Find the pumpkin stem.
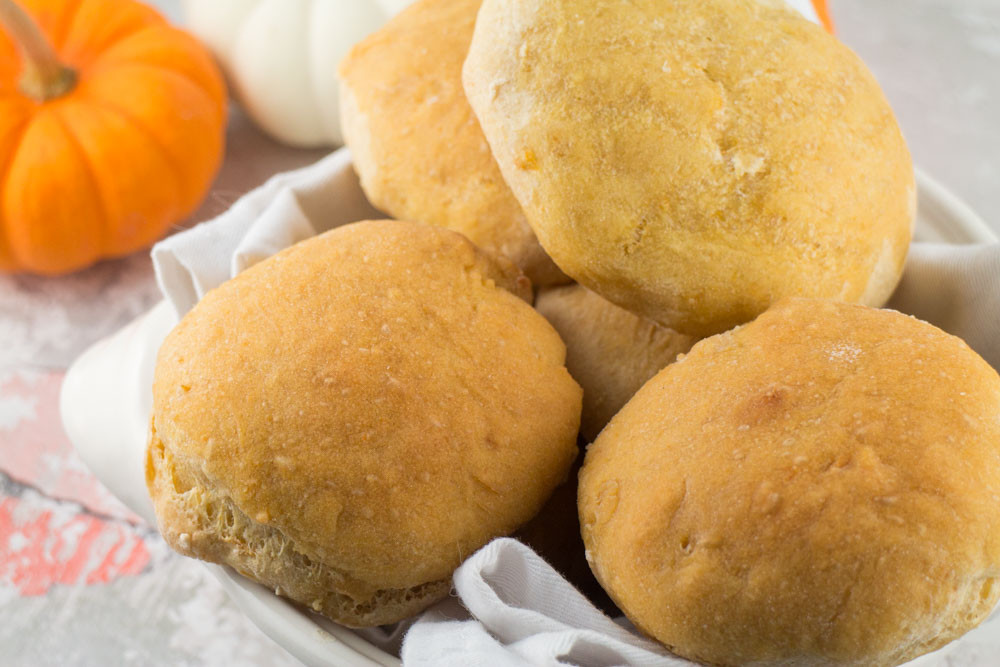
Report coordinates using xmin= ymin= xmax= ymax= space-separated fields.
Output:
xmin=0 ymin=0 xmax=76 ymax=102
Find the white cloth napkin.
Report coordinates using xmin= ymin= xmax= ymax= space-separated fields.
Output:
xmin=889 ymin=243 xmax=1000 ymax=371
xmin=152 ymin=148 xmax=381 ymax=318
xmin=151 ymin=146 xmax=1000 ymax=667
xmin=401 ymin=539 xmax=683 ymax=667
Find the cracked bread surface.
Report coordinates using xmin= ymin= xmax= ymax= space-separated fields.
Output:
xmin=463 ymin=0 xmax=914 ymax=337
xmin=147 ymin=220 xmax=582 ymax=626
xmin=579 ymin=298 xmax=1000 ymax=666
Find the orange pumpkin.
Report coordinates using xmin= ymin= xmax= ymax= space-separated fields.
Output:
xmin=812 ymin=0 xmax=835 ymax=33
xmin=0 ymin=0 xmax=226 ymax=275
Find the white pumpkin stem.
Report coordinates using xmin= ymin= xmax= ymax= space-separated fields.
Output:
xmin=0 ymin=0 xmax=76 ymax=101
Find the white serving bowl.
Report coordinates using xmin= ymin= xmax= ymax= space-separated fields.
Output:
xmin=60 ymin=160 xmax=998 ymax=667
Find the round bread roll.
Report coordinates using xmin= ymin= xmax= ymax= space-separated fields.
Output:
xmin=147 ymin=220 xmax=582 ymax=627
xmin=579 ymin=298 xmax=1000 ymax=666
xmin=338 ymin=0 xmax=566 ymax=287
xmin=464 ymin=0 xmax=915 ymax=336
xmin=535 ymin=284 xmax=696 ymax=442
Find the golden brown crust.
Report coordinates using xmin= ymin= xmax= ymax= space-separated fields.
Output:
xmin=464 ymin=0 xmax=915 ymax=336
xmin=338 ymin=0 xmax=567 ymax=287
xmin=579 ymin=298 xmax=1000 ymax=666
xmin=147 ymin=220 xmax=581 ymax=626
xmin=535 ymin=284 xmax=696 ymax=442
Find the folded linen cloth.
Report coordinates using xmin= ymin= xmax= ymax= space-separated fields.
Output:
xmin=401 ymin=539 xmax=683 ymax=667
xmin=889 ymin=243 xmax=1000 ymax=371
xmin=152 ymin=149 xmax=380 ymax=318
xmin=149 ymin=145 xmax=1000 ymax=667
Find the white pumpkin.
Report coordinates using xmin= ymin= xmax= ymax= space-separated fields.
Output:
xmin=181 ymin=0 xmax=415 ymax=147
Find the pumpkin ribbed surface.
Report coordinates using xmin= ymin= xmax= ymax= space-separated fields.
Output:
xmin=0 ymin=0 xmax=226 ymax=274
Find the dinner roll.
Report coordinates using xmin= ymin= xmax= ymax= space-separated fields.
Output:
xmin=338 ymin=0 xmax=566 ymax=286
xmin=464 ymin=0 xmax=914 ymax=336
xmin=535 ymin=284 xmax=696 ymax=442
xmin=579 ymin=298 xmax=1000 ymax=666
xmin=147 ymin=220 xmax=582 ymax=627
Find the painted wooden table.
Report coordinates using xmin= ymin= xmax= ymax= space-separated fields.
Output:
xmin=1 ymin=1 xmax=998 ymax=665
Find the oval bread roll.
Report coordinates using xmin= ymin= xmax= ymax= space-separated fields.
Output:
xmin=580 ymin=298 xmax=1000 ymax=666
xmin=338 ymin=0 xmax=567 ymax=286
xmin=464 ymin=0 xmax=915 ymax=336
xmin=147 ymin=220 xmax=582 ymax=627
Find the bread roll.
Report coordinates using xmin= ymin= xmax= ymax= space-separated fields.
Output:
xmin=535 ymin=284 xmax=695 ymax=442
xmin=464 ymin=0 xmax=914 ymax=336
xmin=338 ymin=0 xmax=566 ymax=286
xmin=579 ymin=298 xmax=1000 ymax=666
xmin=147 ymin=220 xmax=582 ymax=627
